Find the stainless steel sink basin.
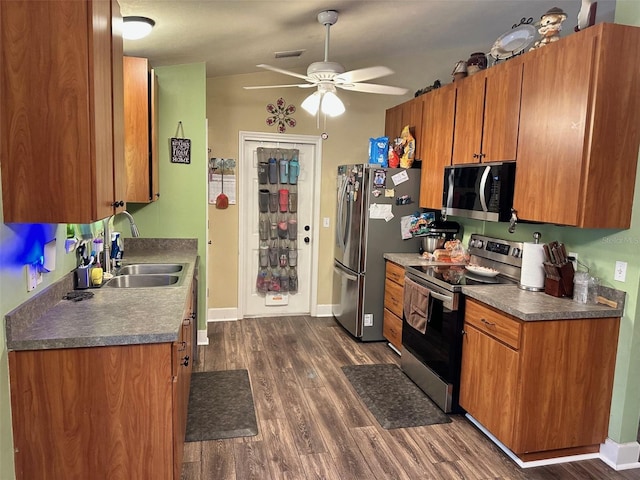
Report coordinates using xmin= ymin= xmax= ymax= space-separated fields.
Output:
xmin=105 ymin=274 xmax=182 ymax=288
xmin=118 ymin=263 xmax=184 ymax=275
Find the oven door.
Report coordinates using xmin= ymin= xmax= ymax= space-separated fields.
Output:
xmin=401 ymin=270 xmax=464 ymax=413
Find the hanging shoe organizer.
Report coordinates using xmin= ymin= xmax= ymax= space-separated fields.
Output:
xmin=256 ymin=147 xmax=300 ymax=297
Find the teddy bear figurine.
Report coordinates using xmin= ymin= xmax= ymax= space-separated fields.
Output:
xmin=530 ymin=7 xmax=567 ymax=50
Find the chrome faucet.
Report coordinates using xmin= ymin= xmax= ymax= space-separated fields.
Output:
xmin=103 ymin=210 xmax=140 ymax=275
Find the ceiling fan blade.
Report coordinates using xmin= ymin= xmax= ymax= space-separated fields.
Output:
xmin=339 ymin=83 xmax=408 ymax=95
xmin=334 ymin=66 xmax=394 ymax=84
xmin=257 ymin=64 xmax=311 ymax=81
xmin=243 ymin=83 xmax=314 ymax=90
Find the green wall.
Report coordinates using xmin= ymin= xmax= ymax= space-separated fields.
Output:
xmin=124 ymin=62 xmax=208 ymax=330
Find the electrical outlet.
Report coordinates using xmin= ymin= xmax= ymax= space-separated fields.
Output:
xmin=364 ymin=314 xmax=373 ymax=327
xmin=25 ymin=264 xmax=38 ymax=291
xmin=323 ymin=217 xmax=330 ymax=228
xmin=614 ymin=261 xmax=627 ymax=282
xmin=568 ymin=252 xmax=578 ymax=271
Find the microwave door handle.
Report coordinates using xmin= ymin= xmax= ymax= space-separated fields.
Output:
xmin=445 ymin=169 xmax=454 ymax=209
xmin=479 ymin=166 xmax=490 ymax=212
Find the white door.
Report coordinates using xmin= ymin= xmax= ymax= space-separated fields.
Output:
xmin=239 ymin=132 xmax=321 ymax=317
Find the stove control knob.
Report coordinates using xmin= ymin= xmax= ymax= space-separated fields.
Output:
xmin=475 ymin=239 xmax=484 ymax=249
xmin=512 ymin=247 xmax=521 ymax=258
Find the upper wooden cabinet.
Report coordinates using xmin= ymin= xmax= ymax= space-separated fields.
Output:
xmin=452 ymin=57 xmax=523 ymax=165
xmin=514 ymin=23 xmax=640 ymax=228
xmin=0 ymin=0 xmax=126 ymax=224
xmin=124 ymin=56 xmax=160 ymax=203
xmin=384 ymin=95 xmax=423 ymax=159
xmin=419 ymin=83 xmax=456 ymax=209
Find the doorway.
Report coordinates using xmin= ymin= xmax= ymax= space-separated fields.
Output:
xmin=238 ymin=131 xmax=322 ymax=318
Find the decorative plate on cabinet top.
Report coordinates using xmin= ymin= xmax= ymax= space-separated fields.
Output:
xmin=490 ymin=24 xmax=537 ymax=60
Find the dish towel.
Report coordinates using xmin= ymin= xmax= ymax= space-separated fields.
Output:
xmin=403 ymin=277 xmax=432 ymax=334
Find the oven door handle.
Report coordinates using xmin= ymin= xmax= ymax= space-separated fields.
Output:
xmin=429 ymin=290 xmax=454 ymax=303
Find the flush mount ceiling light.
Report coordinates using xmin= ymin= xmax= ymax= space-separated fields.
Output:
xmin=122 ymin=16 xmax=155 ymax=40
xmin=301 ymin=83 xmax=345 ymax=117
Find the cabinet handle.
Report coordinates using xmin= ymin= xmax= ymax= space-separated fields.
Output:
xmin=178 ymin=340 xmax=187 ymax=351
xmin=481 ymin=318 xmax=496 ymax=327
xmin=473 ymin=153 xmax=480 ymax=159
xmin=182 ymin=355 xmax=190 ymax=367
xmin=111 ymin=200 xmax=125 ymax=208
xmin=183 ymin=318 xmax=191 ymax=326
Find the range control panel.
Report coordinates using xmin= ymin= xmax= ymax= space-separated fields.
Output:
xmin=468 ymin=234 xmax=523 ymax=268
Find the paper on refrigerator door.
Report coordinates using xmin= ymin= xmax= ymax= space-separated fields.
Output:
xmin=369 ymin=203 xmax=394 ymax=221
xmin=391 ymin=170 xmax=409 ymax=186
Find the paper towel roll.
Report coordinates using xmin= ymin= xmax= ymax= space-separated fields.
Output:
xmin=519 ymin=242 xmax=546 ymax=291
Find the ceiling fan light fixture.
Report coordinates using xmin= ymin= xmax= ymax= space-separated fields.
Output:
xmin=321 ymin=91 xmax=345 ymax=117
xmin=301 ymin=91 xmax=322 ymax=116
xmin=123 ymin=16 xmax=155 ymax=40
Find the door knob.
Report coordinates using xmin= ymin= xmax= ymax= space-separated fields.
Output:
xmin=304 ymin=225 xmax=310 ymax=231
xmin=304 ymin=237 xmax=310 ymax=244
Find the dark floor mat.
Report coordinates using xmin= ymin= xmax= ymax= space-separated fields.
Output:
xmin=341 ymin=363 xmax=451 ymax=429
xmin=185 ymin=370 xmax=258 ymax=441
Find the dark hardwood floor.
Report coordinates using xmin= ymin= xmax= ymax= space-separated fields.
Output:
xmin=181 ymin=316 xmax=639 ymax=480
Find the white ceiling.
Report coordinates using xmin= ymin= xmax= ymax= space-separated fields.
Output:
xmin=119 ymin=0 xmax=616 ymax=94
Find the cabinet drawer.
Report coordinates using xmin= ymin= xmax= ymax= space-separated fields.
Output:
xmin=386 ymin=261 xmax=405 ymax=286
xmin=464 ymin=299 xmax=521 ymax=349
xmin=383 ymin=309 xmax=403 ymax=351
xmin=384 ymin=278 xmax=404 ymax=318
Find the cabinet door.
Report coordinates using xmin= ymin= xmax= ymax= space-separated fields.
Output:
xmin=384 ymin=104 xmax=403 ymax=140
xmin=482 ymin=58 xmax=522 ymax=162
xmin=459 ymin=324 xmax=520 ymax=450
xmin=451 ymin=73 xmax=485 ymax=164
xmin=406 ymin=96 xmax=423 ymax=160
xmin=124 ymin=56 xmax=156 ymax=203
xmin=419 ymin=84 xmax=455 ymax=208
xmin=0 ymin=0 xmax=124 ymax=223
xmin=173 ymin=316 xmax=192 ymax=480
xmin=513 ymin=33 xmax=595 ymax=226
xmin=9 ymin=344 xmax=174 ymax=479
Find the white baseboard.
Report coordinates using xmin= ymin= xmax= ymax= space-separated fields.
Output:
xmin=197 ymin=329 xmax=209 ymax=345
xmin=207 ymin=305 xmax=335 ymax=321
xmin=207 ymin=307 xmax=239 ymax=322
xmin=600 ymin=438 xmax=640 ymax=470
xmin=314 ymin=303 xmax=334 ymax=317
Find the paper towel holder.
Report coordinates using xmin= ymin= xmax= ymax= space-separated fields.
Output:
xmin=518 ymin=231 xmax=546 ymax=292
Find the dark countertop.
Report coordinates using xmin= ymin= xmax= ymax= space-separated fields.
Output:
xmin=384 ymin=252 xmax=625 ymax=322
xmin=5 ymin=238 xmax=198 ymax=351
xmin=462 ymin=284 xmax=625 ymax=321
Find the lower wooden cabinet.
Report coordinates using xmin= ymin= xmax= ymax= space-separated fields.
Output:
xmin=383 ymin=261 xmax=405 ymax=351
xmin=8 ymin=292 xmax=194 ymax=480
xmin=460 ymin=298 xmax=619 ymax=461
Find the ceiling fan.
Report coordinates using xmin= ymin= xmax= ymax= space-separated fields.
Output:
xmin=243 ymin=10 xmax=408 ymax=117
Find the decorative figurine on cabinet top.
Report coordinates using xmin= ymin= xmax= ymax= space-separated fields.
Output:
xmin=530 ymin=7 xmax=567 ymax=50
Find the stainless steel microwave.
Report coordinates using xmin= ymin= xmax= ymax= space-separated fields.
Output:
xmin=442 ymin=162 xmax=516 ymax=222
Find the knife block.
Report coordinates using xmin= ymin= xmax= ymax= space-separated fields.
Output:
xmin=544 ymin=263 xmax=574 ymax=298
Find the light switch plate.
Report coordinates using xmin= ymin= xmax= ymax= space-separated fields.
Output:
xmin=25 ymin=264 xmax=37 ymax=291
xmin=614 ymin=261 xmax=627 ymax=282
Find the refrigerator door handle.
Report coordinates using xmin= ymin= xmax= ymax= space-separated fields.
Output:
xmin=333 ymin=265 xmax=358 ymax=281
xmin=336 ymin=175 xmax=349 ymax=251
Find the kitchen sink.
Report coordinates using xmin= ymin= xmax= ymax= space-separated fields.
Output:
xmin=118 ymin=263 xmax=185 ymax=275
xmin=105 ymin=274 xmax=182 ymax=288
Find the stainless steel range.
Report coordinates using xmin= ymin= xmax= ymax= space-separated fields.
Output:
xmin=402 ymin=234 xmax=523 ymax=413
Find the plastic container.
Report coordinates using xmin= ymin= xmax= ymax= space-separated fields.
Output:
xmin=573 ymin=271 xmax=589 ymax=304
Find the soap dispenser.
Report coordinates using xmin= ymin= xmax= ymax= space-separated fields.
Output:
xmin=110 ymin=232 xmax=122 ymax=268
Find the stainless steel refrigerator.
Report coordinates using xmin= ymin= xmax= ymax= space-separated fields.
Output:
xmin=332 ymin=164 xmax=422 ymax=341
